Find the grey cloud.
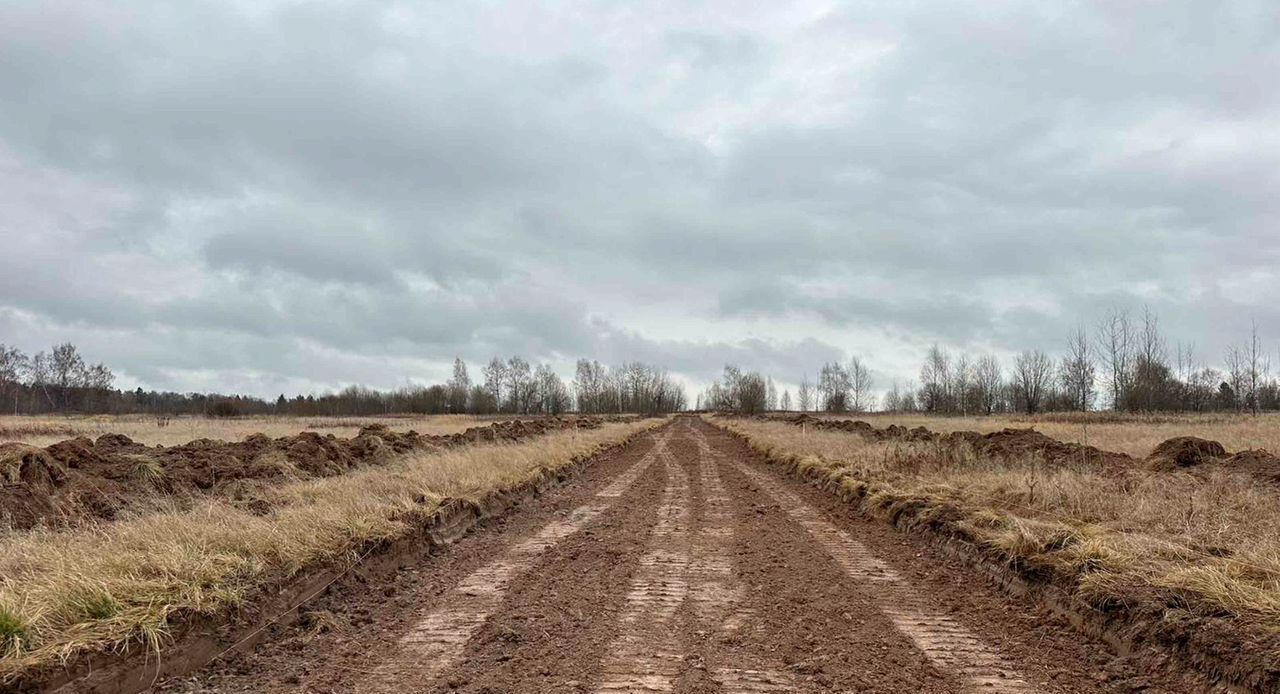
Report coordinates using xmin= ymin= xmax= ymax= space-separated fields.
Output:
xmin=1 ymin=1 xmax=1279 ymax=397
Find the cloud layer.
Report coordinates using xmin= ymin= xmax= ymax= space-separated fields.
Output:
xmin=2 ymin=1 xmax=1278 ymax=397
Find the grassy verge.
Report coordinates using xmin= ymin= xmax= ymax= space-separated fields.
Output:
xmin=0 ymin=419 xmax=661 ymax=679
xmin=713 ymin=417 xmax=1280 ymax=688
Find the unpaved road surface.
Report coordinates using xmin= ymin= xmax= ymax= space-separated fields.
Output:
xmin=160 ymin=418 xmax=1211 ymax=693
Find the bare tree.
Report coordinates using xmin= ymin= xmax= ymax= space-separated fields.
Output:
xmin=50 ymin=342 xmax=86 ymax=390
xmin=736 ymin=372 xmax=768 ymax=414
xmin=848 ymin=356 xmax=873 ymax=413
xmin=1246 ymin=319 xmax=1270 ymax=416
xmin=1128 ymin=306 xmax=1172 ymax=411
xmin=0 ymin=344 xmax=28 ymax=415
xmin=919 ymin=344 xmax=950 ymax=413
xmin=818 ymin=361 xmax=851 ymax=412
xmin=706 ymin=365 xmax=766 ymax=414
xmin=1186 ymin=365 xmax=1218 ymax=412
xmin=1012 ymin=350 xmax=1053 ymax=414
xmin=797 ymin=374 xmax=813 ymax=412
xmin=1174 ymin=342 xmax=1196 ymax=410
xmin=1059 ymin=324 xmax=1095 ymax=411
xmin=532 ymin=363 xmax=571 ymax=414
xmin=573 ymin=359 xmax=608 ymax=413
xmin=447 ymin=357 xmax=470 ymax=413
xmin=973 ymin=354 xmax=1002 ymax=415
xmin=953 ymin=354 xmax=972 ymax=415
xmin=483 ymin=358 xmax=506 ymax=411
xmin=1095 ymin=307 xmax=1133 ymax=410
xmin=882 ymin=381 xmax=901 ymax=412
xmin=779 ymin=390 xmax=792 ymax=412
xmin=1224 ymin=344 xmax=1247 ymax=412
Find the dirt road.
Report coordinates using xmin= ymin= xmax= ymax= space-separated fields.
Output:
xmin=160 ymin=417 xmax=1211 ymax=693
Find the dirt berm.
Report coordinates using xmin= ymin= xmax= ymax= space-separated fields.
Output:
xmin=777 ymin=414 xmax=1280 ymax=485
xmin=0 ymin=416 xmax=616 ymax=530
xmin=779 ymin=413 xmax=1135 ymax=468
xmin=3 ymin=422 xmax=658 ymax=694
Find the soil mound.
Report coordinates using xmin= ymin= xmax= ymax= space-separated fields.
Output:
xmin=1145 ymin=437 xmax=1227 ymax=470
xmin=771 ymin=414 xmax=1133 ymax=468
xmin=1222 ymin=449 xmax=1280 ymax=484
xmin=774 ymin=415 xmax=1280 ymax=481
xmin=964 ymin=428 xmax=1124 ymax=467
xmin=0 ymin=416 xmax=607 ymax=531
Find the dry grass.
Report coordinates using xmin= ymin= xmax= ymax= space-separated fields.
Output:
xmin=825 ymin=411 xmax=1280 ymax=459
xmin=717 ymin=418 xmax=1280 ymax=625
xmin=0 ymin=414 xmax=493 ymax=448
xmin=0 ymin=418 xmax=662 ymax=678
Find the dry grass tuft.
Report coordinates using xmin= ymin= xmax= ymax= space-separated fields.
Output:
xmin=0 ymin=604 xmax=31 ymax=659
xmin=0 ymin=419 xmax=661 ymax=678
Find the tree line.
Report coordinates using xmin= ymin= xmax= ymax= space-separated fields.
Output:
xmin=0 ymin=343 xmax=685 ymax=416
xmin=8 ymin=305 xmax=1278 ymax=419
xmin=697 ymin=306 xmax=1280 ymax=417
xmin=0 ymin=343 xmax=116 ymax=415
xmin=876 ymin=306 xmax=1278 ymax=416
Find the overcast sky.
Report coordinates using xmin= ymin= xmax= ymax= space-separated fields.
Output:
xmin=2 ymin=1 xmax=1278 ymax=400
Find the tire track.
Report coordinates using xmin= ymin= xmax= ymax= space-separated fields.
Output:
xmin=728 ymin=455 xmax=1031 ymax=693
xmin=592 ymin=418 xmax=791 ymax=694
xmin=592 ymin=438 xmax=691 ymax=693
xmin=358 ymin=429 xmax=673 ymax=692
xmin=689 ymin=426 xmax=798 ymax=692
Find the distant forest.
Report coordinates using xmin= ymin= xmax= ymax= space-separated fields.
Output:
xmin=0 ymin=344 xmax=686 ymax=416
xmin=3 ymin=306 xmax=1277 ymax=418
xmin=700 ymin=306 xmax=1280 ymax=416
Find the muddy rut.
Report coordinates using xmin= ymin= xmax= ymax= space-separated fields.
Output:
xmin=158 ymin=418 xmax=1213 ymax=693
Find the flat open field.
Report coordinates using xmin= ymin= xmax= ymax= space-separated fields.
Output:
xmin=828 ymin=411 xmax=1280 ymax=459
xmin=5 ymin=415 xmax=1267 ymax=692
xmin=0 ymin=414 xmax=494 ymax=448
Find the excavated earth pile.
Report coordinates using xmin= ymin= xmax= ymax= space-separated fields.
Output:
xmin=0 ymin=416 xmax=611 ymax=530
xmin=775 ymin=413 xmax=1280 ymax=488
xmin=1143 ymin=436 xmax=1227 ymax=470
xmin=780 ymin=413 xmax=1134 ymax=468
xmin=1221 ymin=449 xmax=1280 ymax=483
xmin=1143 ymin=435 xmax=1280 ymax=481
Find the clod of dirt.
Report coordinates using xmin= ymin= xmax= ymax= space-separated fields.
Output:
xmin=1 ymin=443 xmax=69 ymax=529
xmin=1145 ymin=437 xmax=1227 ymax=470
